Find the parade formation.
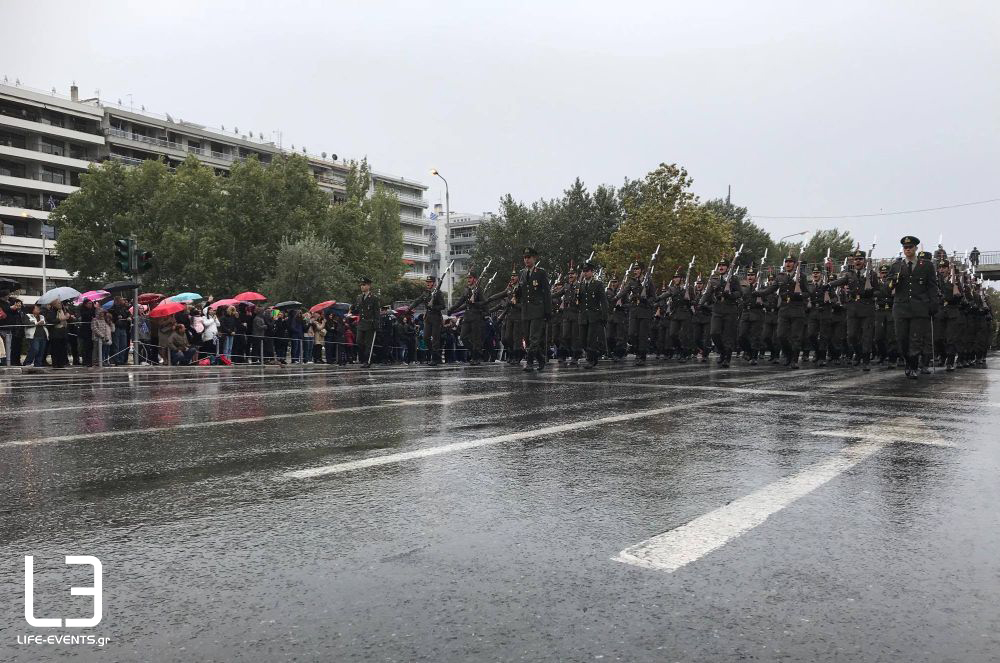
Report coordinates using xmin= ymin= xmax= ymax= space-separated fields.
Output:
xmin=423 ymin=236 xmax=993 ymax=378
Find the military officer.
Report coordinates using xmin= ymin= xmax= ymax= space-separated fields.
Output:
xmin=872 ymin=265 xmax=896 ymax=367
xmin=804 ymin=265 xmax=833 ymax=366
xmin=410 ymin=275 xmax=447 ymax=366
xmin=576 ymin=262 xmax=610 ymax=368
xmin=934 ymin=258 xmax=965 ymax=371
xmin=758 ymin=255 xmax=809 ymax=368
xmin=737 ymin=267 xmax=766 ymax=364
xmin=617 ymin=262 xmax=657 ymax=365
xmin=606 ymin=277 xmax=627 ymax=360
xmin=350 ymin=276 xmax=380 ymax=368
xmin=500 ymin=271 xmax=523 ymax=366
xmin=885 ymin=235 xmax=940 ymax=378
xmin=449 ymin=269 xmax=501 ymax=366
xmin=700 ymin=258 xmax=741 ymax=368
xmin=515 ymin=247 xmax=552 ymax=371
xmin=663 ymin=269 xmax=695 ymax=361
xmin=558 ymin=271 xmax=582 ymax=366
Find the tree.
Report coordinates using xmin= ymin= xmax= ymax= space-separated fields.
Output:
xmin=774 ymin=228 xmax=856 ymax=267
xmin=596 ymin=163 xmax=732 ymax=286
xmin=701 ymin=198 xmax=772 ymax=269
xmin=261 ymin=234 xmax=351 ymax=305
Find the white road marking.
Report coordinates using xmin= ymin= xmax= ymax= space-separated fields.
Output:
xmin=614 ymin=417 xmax=952 ymax=573
xmin=0 ymin=392 xmax=507 ymax=448
xmin=283 ymin=400 xmax=711 ymax=479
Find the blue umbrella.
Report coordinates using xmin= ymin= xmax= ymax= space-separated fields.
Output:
xmin=168 ymin=292 xmax=202 ymax=302
xmin=101 ymin=300 xmax=114 ymax=310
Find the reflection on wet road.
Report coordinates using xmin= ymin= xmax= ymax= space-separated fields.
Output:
xmin=2 ymin=358 xmax=999 ymax=661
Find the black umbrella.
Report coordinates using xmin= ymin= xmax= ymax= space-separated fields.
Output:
xmin=102 ymin=280 xmax=140 ymax=293
xmin=0 ymin=277 xmax=21 ymax=291
xmin=274 ymin=300 xmax=303 ymax=310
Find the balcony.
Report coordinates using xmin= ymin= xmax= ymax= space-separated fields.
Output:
xmin=403 ymin=231 xmax=430 ymax=244
xmin=0 ymin=144 xmax=94 ymax=171
xmin=0 ymin=173 xmax=77 ymax=196
xmin=0 ymin=204 xmax=50 ymax=220
xmin=0 ymin=113 xmax=105 ymax=145
xmin=403 ymin=252 xmax=431 ymax=263
xmin=392 ymin=192 xmax=428 ymax=207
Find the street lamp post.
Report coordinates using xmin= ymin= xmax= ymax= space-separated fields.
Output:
xmin=430 ymin=168 xmax=449 ymax=288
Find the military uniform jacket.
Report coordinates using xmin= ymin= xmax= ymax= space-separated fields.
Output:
xmin=700 ymin=274 xmax=741 ymax=313
xmin=759 ymin=270 xmax=809 ymax=316
xmin=829 ymin=269 xmax=877 ymax=312
xmin=938 ymin=275 xmax=964 ymax=311
xmin=619 ymin=276 xmax=656 ymax=319
xmin=886 ymin=257 xmax=940 ymax=317
xmin=576 ymin=278 xmax=609 ymax=323
xmin=663 ymin=284 xmax=694 ymax=320
xmin=410 ymin=289 xmax=447 ymax=317
xmin=805 ymin=282 xmax=832 ymax=312
xmin=607 ymin=287 xmax=627 ymax=322
xmin=351 ymin=292 xmax=380 ymax=331
xmin=516 ymin=266 xmax=552 ymax=321
xmin=739 ymin=284 xmax=766 ymax=321
xmin=561 ymin=281 xmax=581 ymax=315
xmin=450 ymin=284 xmax=489 ymax=321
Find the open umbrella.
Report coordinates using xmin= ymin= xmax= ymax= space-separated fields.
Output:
xmin=168 ymin=292 xmax=203 ymax=302
xmin=309 ymin=300 xmax=336 ymax=313
xmin=0 ymin=277 xmax=21 ymax=291
xmin=101 ymin=300 xmax=114 ymax=310
xmin=325 ymin=302 xmax=353 ymax=317
xmin=74 ymin=289 xmax=110 ymax=305
xmin=234 ymin=291 xmax=266 ymax=302
xmin=208 ymin=298 xmax=239 ymax=310
xmin=102 ymin=280 xmax=139 ymax=293
xmin=138 ymin=293 xmax=164 ymax=305
xmin=274 ymin=300 xmax=303 ymax=310
xmin=37 ymin=286 xmax=82 ymax=306
xmin=149 ymin=300 xmax=185 ymax=318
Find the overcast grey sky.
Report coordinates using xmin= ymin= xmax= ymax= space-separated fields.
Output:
xmin=7 ymin=0 xmax=998 ymax=255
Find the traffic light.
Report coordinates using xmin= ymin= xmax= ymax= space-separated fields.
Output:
xmin=137 ymin=250 xmax=154 ymax=273
xmin=114 ymin=238 xmax=133 ymax=273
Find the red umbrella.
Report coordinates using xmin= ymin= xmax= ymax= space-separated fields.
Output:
xmin=309 ymin=299 xmax=336 ymax=313
xmin=209 ymin=298 xmax=239 ymax=310
xmin=234 ymin=291 xmax=266 ymax=302
xmin=149 ymin=300 xmax=185 ymax=318
xmin=138 ymin=293 xmax=164 ymax=305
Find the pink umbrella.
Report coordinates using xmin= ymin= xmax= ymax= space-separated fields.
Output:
xmin=75 ymin=289 xmax=110 ymax=305
xmin=309 ymin=299 xmax=336 ymax=313
xmin=208 ymin=298 xmax=239 ymax=310
xmin=234 ymin=291 xmax=266 ymax=302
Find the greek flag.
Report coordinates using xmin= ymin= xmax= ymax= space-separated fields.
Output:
xmin=429 ymin=212 xmax=438 ymax=220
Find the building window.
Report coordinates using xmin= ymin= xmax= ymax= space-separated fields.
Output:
xmin=0 ymin=130 xmax=26 ymax=149
xmin=41 ymin=223 xmax=56 ymax=240
xmin=69 ymin=144 xmax=91 ymax=160
xmin=39 ymin=111 xmax=64 ymax=128
xmin=0 ymin=189 xmax=27 ymax=208
xmin=41 ymin=166 xmax=66 ymax=185
xmin=0 ymin=159 xmax=26 ymax=178
xmin=40 ymin=137 xmax=65 ymax=156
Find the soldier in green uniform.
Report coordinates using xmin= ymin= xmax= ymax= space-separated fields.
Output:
xmin=514 ymin=247 xmax=552 ymax=372
xmin=934 ymin=258 xmax=965 ymax=371
xmin=829 ymin=249 xmax=878 ymax=370
xmin=663 ymin=269 xmax=694 ymax=361
xmin=700 ymin=258 xmax=741 ymax=368
xmin=606 ymin=278 xmax=627 ymax=361
xmin=499 ymin=271 xmax=523 ymax=366
xmin=873 ymin=265 xmax=896 ymax=367
xmin=805 ymin=265 xmax=833 ymax=366
xmin=410 ymin=275 xmax=447 ymax=366
xmin=737 ymin=267 xmax=765 ymax=364
xmin=885 ymin=236 xmax=940 ymax=378
xmin=350 ymin=276 xmax=380 ymax=368
xmin=576 ymin=262 xmax=609 ymax=368
xmin=449 ymin=269 xmax=501 ymax=366
xmin=558 ymin=271 xmax=582 ymax=366
xmin=691 ymin=277 xmax=712 ymax=362
xmin=618 ymin=262 xmax=657 ymax=366
xmin=759 ymin=269 xmax=780 ymax=363
xmin=759 ymin=255 xmax=809 ymax=368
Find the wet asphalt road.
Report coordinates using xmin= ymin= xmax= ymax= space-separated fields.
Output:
xmin=1 ymin=356 xmax=999 ymax=662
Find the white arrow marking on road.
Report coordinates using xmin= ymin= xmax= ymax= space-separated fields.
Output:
xmin=614 ymin=417 xmax=951 ymax=573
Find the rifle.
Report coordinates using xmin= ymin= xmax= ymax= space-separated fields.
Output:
xmin=756 ymin=247 xmax=768 ymax=292
xmin=431 ymin=260 xmax=455 ymax=298
xmin=823 ymin=247 xmax=831 ymax=285
xmin=864 ymin=235 xmax=877 ymax=279
xmin=641 ymin=244 xmax=662 ymax=291
xmin=483 ymin=270 xmax=499 ymax=292
xmin=682 ymin=255 xmax=697 ymax=290
xmin=615 ymin=261 xmax=635 ymax=299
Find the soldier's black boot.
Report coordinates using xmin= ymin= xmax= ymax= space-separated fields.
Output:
xmin=535 ymin=354 xmax=547 ymax=372
xmin=862 ymin=356 xmax=870 ymax=372
xmin=946 ymin=356 xmax=955 ymax=371
xmin=523 ymin=353 xmax=535 ymax=372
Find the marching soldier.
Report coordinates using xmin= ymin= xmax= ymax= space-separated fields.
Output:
xmin=829 ymin=249 xmax=878 ymax=370
xmin=410 ymin=275 xmax=447 ymax=366
xmin=885 ymin=235 xmax=940 ymax=378
xmin=737 ymin=267 xmax=765 ymax=364
xmin=606 ymin=278 xmax=627 ymax=361
xmin=873 ymin=265 xmax=896 ymax=367
xmin=934 ymin=258 xmax=965 ymax=371
xmin=514 ymin=247 xmax=552 ymax=372
xmin=804 ymin=265 xmax=833 ymax=366
xmin=500 ymin=271 xmax=523 ymax=366
xmin=759 ymin=255 xmax=809 ymax=368
xmin=663 ymin=269 xmax=694 ymax=361
xmin=691 ymin=277 xmax=712 ymax=361
xmin=350 ymin=276 xmax=380 ymax=368
xmin=577 ymin=262 xmax=609 ymax=368
xmin=449 ymin=269 xmax=502 ymax=366
xmin=760 ymin=269 xmax=780 ymax=363
xmin=618 ymin=262 xmax=656 ymax=365
xmin=559 ymin=271 xmax=582 ymax=366
xmin=700 ymin=258 xmax=741 ymax=368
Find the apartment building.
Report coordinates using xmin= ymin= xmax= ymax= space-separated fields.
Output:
xmin=0 ymin=81 xmax=431 ymax=302
xmin=434 ymin=204 xmax=493 ymax=295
